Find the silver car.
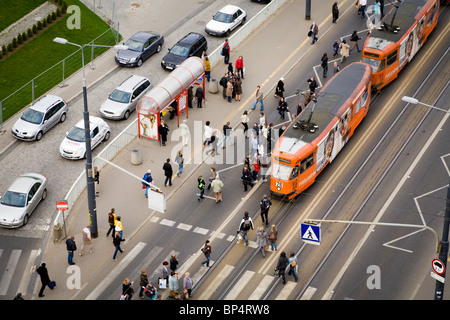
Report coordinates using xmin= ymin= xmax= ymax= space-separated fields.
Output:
xmin=100 ymin=75 xmax=152 ymax=120
xmin=12 ymin=95 xmax=68 ymax=141
xmin=0 ymin=173 xmax=48 ymax=228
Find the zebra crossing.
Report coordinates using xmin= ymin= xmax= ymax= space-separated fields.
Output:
xmin=0 ymin=248 xmax=40 ymax=299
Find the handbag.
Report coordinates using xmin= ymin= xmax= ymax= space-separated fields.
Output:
xmin=274 ymin=268 xmax=279 ymax=277
xmin=158 ymin=278 xmax=167 ymax=289
xmin=48 ymin=280 xmax=56 ymax=289
xmin=307 ymin=31 xmax=312 ymax=37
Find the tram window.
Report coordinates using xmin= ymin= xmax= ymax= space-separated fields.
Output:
xmin=300 ymin=153 xmax=314 ymax=173
xmin=386 ymin=51 xmax=397 ymax=67
xmin=377 ymin=58 xmax=385 ymax=72
xmin=290 ymin=166 xmax=300 ymax=180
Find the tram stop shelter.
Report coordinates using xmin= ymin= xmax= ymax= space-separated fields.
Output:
xmin=137 ymin=56 xmax=206 ymax=140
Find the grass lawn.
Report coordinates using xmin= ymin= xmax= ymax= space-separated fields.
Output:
xmin=0 ymin=0 xmax=120 ymax=122
xmin=0 ymin=0 xmax=47 ymax=32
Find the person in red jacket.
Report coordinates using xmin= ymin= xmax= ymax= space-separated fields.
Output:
xmin=235 ymin=55 xmax=244 ymax=79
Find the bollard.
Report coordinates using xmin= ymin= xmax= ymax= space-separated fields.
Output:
xmin=208 ymin=79 xmax=219 ymax=94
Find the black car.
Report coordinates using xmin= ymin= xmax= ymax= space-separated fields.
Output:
xmin=161 ymin=32 xmax=207 ymax=70
xmin=251 ymin=0 xmax=272 ymax=3
xmin=115 ymin=31 xmax=164 ymax=67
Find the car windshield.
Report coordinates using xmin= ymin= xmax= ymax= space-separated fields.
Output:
xmin=124 ymin=38 xmax=144 ymax=52
xmin=272 ymin=162 xmax=292 ymax=181
xmin=21 ymin=108 xmax=44 ymax=124
xmin=1 ymin=191 xmax=26 ymax=207
xmin=67 ymin=126 xmax=85 ymax=142
xmin=213 ymin=12 xmax=233 ymax=23
xmin=109 ymin=89 xmax=131 ymax=103
xmin=170 ymin=45 xmax=189 ymax=57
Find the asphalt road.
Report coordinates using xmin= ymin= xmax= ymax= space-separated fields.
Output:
xmin=0 ymin=0 xmax=267 ymax=240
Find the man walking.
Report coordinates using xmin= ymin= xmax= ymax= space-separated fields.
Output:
xmin=201 ymin=240 xmax=212 ymax=268
xmin=210 ymin=177 xmax=224 ymax=203
xmin=80 ymin=225 xmax=94 ymax=256
xmin=310 ymin=22 xmax=319 ymax=44
xmin=251 ymin=86 xmax=264 ymax=111
xmin=222 ymin=121 xmax=234 ymax=149
xmin=36 ymin=263 xmax=51 ymax=297
xmin=222 ymin=39 xmax=231 ymax=64
xmin=238 ymin=211 xmax=254 ymax=246
xmin=163 ymin=158 xmax=173 ymax=187
xmin=260 ymin=194 xmax=272 ymax=226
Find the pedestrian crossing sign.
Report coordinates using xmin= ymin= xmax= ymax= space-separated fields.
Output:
xmin=301 ymin=222 xmax=321 ymax=245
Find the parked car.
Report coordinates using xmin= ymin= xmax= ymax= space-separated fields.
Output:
xmin=60 ymin=116 xmax=110 ymax=160
xmin=0 ymin=173 xmax=48 ymax=228
xmin=161 ymin=32 xmax=207 ymax=70
xmin=115 ymin=31 xmax=164 ymax=67
xmin=205 ymin=5 xmax=247 ymax=37
xmin=100 ymin=75 xmax=152 ymax=120
xmin=11 ymin=95 xmax=68 ymax=141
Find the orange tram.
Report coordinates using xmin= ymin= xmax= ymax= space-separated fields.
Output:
xmin=270 ymin=63 xmax=372 ymax=200
xmin=363 ymin=0 xmax=439 ymax=90
xmin=270 ymin=0 xmax=439 ymax=200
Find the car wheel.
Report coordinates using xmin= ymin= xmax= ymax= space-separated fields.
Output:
xmin=23 ymin=214 xmax=28 ymax=226
xmin=157 ymin=44 xmax=162 ymax=53
xmin=226 ymin=30 xmax=231 ymax=37
xmin=60 ymin=113 xmax=66 ymax=123
xmin=137 ymin=59 xmax=143 ymax=67
xmin=104 ymin=131 xmax=110 ymax=141
xmin=41 ymin=188 xmax=47 ymax=201
xmin=124 ymin=110 xmax=130 ymax=120
xmin=242 ymin=16 xmax=247 ymax=25
xmin=36 ymin=131 xmax=43 ymax=141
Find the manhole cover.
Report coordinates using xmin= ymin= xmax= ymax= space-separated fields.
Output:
xmin=196 ymin=20 xmax=206 ymax=26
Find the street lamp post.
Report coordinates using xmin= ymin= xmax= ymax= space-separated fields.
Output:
xmin=402 ymin=95 xmax=450 ymax=300
xmin=53 ymin=37 xmax=127 ymax=238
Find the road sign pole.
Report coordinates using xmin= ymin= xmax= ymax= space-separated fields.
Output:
xmin=434 ymin=177 xmax=450 ymax=300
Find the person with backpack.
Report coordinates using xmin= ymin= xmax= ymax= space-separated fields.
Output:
xmin=260 ymin=194 xmax=272 ymax=226
xmin=222 ymin=39 xmax=231 ymax=64
xmin=142 ymin=170 xmax=153 ymax=198
xmin=268 ymin=224 xmax=278 ymax=251
xmin=238 ymin=211 xmax=254 ymax=246
xmin=197 ymin=175 xmax=206 ymax=201
xmin=288 ymin=252 xmax=299 ymax=282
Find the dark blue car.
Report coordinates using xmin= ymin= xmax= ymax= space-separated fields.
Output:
xmin=115 ymin=31 xmax=164 ymax=67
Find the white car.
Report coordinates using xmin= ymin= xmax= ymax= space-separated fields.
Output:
xmin=60 ymin=116 xmax=110 ymax=160
xmin=205 ymin=5 xmax=247 ymax=37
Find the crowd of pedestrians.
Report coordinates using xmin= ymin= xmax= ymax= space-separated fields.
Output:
xmin=37 ymin=3 xmax=379 ymax=300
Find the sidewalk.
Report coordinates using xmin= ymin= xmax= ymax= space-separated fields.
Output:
xmin=32 ymin=0 xmax=341 ymax=300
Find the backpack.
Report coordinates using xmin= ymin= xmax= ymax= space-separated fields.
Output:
xmin=243 ymin=217 xmax=251 ymax=231
xmin=261 ymin=199 xmax=271 ymax=211
xmin=198 ymin=179 xmax=205 ymax=189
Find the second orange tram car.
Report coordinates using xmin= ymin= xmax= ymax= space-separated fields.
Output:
xmin=270 ymin=62 xmax=372 ymax=200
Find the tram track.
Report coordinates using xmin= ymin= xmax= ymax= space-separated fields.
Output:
xmin=192 ymin=16 xmax=449 ymax=300
xmin=294 ymin=43 xmax=449 ymax=300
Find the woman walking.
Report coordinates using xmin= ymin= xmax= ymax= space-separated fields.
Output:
xmin=113 ymin=232 xmax=125 ymax=261
xmin=268 ymin=224 xmax=278 ymax=251
xmin=121 ymin=278 xmax=134 ymax=300
xmin=288 ymin=252 xmax=299 ymax=282
xmin=276 ymin=251 xmax=289 ymax=284
xmin=240 ymin=111 xmax=250 ymax=137
xmin=175 ymin=150 xmax=184 ymax=177
xmin=256 ymin=226 xmax=268 ymax=258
